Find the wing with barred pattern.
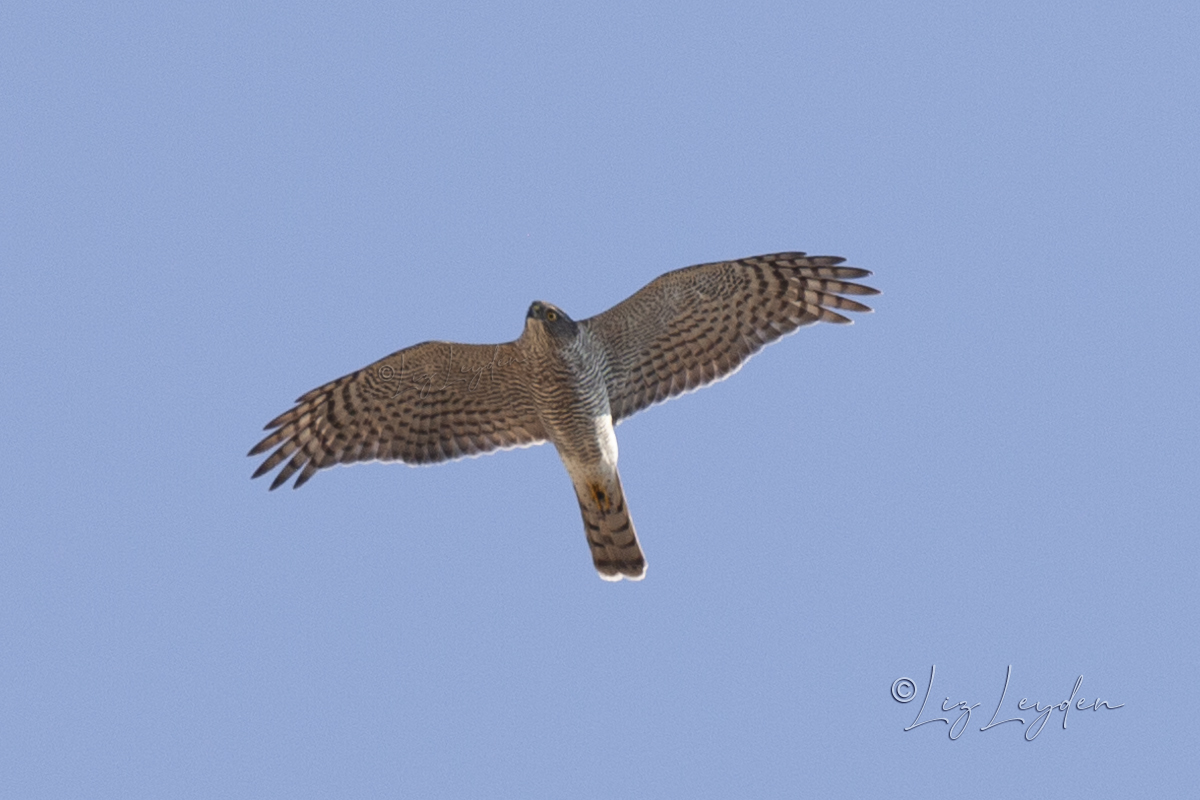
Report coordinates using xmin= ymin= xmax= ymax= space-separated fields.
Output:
xmin=581 ymin=252 xmax=879 ymax=422
xmin=249 ymin=340 xmax=546 ymax=490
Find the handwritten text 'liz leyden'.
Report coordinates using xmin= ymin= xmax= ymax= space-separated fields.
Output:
xmin=890 ymin=665 xmax=1123 ymax=740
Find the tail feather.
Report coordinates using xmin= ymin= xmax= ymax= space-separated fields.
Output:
xmin=574 ymin=471 xmax=645 ymax=581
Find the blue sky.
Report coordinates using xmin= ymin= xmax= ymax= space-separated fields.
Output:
xmin=2 ymin=1 xmax=1197 ymax=796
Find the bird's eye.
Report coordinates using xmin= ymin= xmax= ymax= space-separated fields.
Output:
xmin=545 ymin=310 xmax=558 ymax=322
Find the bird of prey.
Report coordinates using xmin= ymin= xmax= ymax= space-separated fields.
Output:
xmin=249 ymin=252 xmax=878 ymax=580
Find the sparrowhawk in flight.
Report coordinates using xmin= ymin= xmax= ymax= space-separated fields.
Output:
xmin=249 ymin=252 xmax=878 ymax=580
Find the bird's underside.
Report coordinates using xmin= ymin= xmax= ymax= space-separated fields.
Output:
xmin=250 ymin=252 xmax=879 ymax=580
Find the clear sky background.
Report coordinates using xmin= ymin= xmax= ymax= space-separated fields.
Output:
xmin=3 ymin=1 xmax=1197 ymax=797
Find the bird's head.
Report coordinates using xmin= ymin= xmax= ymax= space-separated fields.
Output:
xmin=526 ymin=301 xmax=579 ymax=341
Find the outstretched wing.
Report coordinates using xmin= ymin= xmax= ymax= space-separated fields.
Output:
xmin=249 ymin=340 xmax=546 ymax=489
xmin=582 ymin=252 xmax=879 ymax=423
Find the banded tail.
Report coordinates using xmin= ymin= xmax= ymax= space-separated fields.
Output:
xmin=573 ymin=471 xmax=645 ymax=581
